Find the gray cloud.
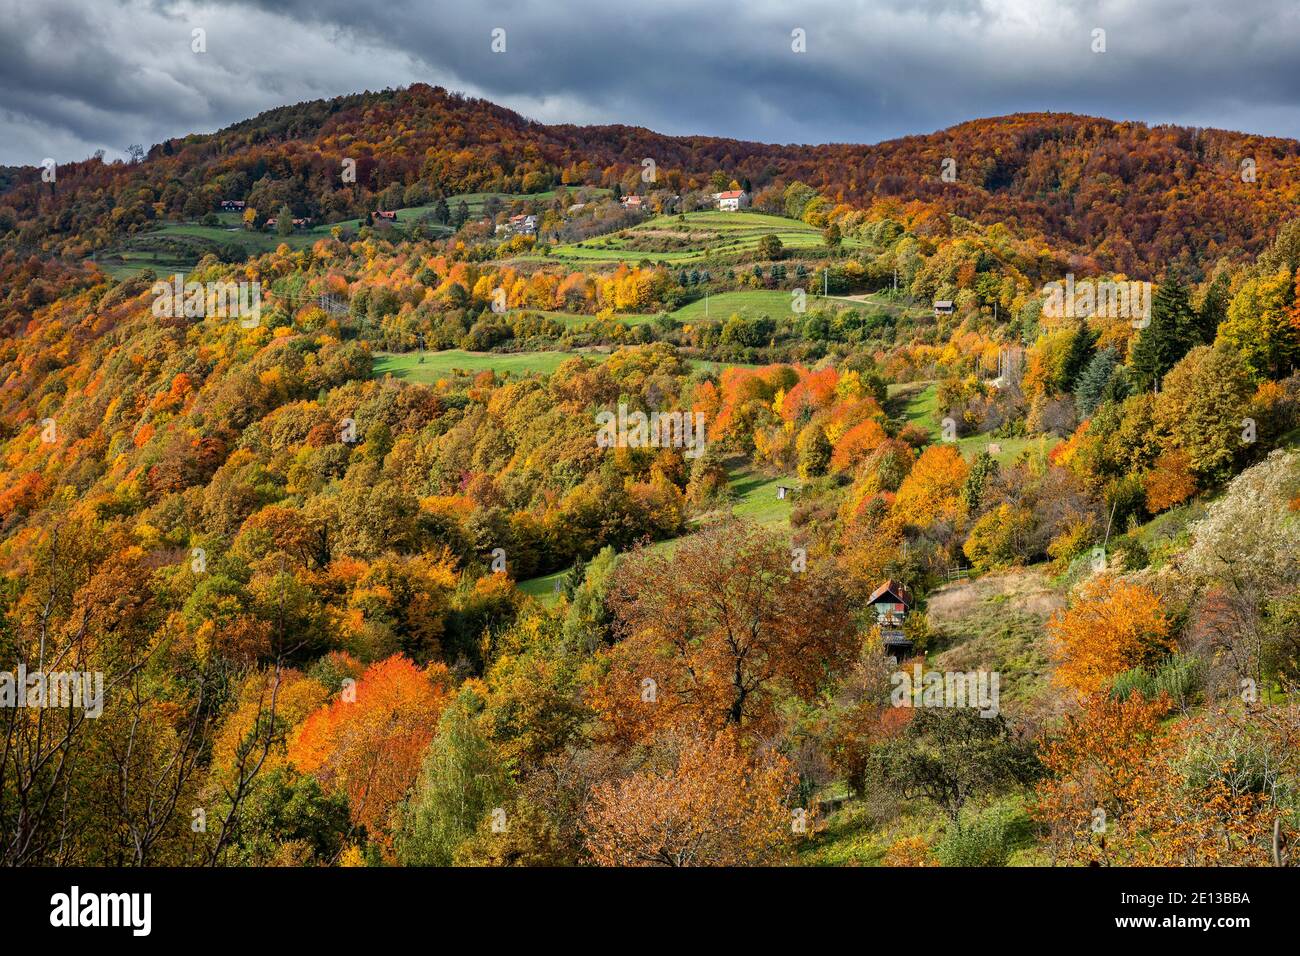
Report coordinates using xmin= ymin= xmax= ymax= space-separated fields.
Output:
xmin=2 ymin=0 xmax=1298 ymax=166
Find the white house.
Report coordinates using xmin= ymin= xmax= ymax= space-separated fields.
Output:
xmin=712 ymin=189 xmax=750 ymax=211
xmin=505 ymin=213 xmax=538 ymax=235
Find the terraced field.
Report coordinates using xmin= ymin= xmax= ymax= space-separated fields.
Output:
xmin=529 ymin=210 xmax=860 ymax=265
xmin=92 ymin=188 xmax=602 ymax=279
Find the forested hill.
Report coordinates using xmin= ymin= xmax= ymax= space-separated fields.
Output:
xmin=2 ymin=83 xmax=1298 ymax=273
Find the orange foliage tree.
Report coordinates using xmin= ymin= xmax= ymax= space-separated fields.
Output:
xmin=594 ymin=522 xmax=858 ymax=742
xmin=288 ymin=655 xmax=451 ymax=848
xmin=889 ymin=443 xmax=969 ymax=530
xmin=581 ymin=727 xmax=798 ymax=866
xmin=1143 ymin=448 xmax=1198 ymax=512
xmin=1048 ymin=574 xmax=1174 ymax=694
xmin=1033 ymin=694 xmax=1279 ymax=865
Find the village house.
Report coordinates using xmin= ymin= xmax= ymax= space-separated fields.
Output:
xmin=370 ymin=210 xmax=399 ymax=224
xmin=933 ymin=299 xmax=955 ymax=318
xmin=867 ymin=579 xmax=914 ymax=658
xmin=219 ymin=200 xmax=246 ymax=211
xmin=495 ymin=214 xmax=538 ymax=236
xmin=620 ymin=195 xmax=645 ymax=211
xmin=712 ymin=189 xmax=750 ymax=211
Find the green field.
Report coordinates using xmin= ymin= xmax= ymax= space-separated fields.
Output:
xmin=727 ymin=468 xmax=799 ymax=526
xmin=527 ymin=309 xmax=657 ymax=328
xmin=889 ymin=381 xmax=1059 ymax=465
xmin=668 ymin=289 xmax=904 ymax=324
xmin=373 ymin=349 xmax=607 ymax=381
xmin=672 ymin=290 xmax=924 ymax=324
xmin=438 ymin=186 xmax=608 ymax=218
xmin=522 ymin=210 xmax=861 ymax=266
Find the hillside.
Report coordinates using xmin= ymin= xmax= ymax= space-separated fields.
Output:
xmin=1 ymin=77 xmax=1299 ymax=874
xmin=4 ymin=84 xmax=1300 ymax=274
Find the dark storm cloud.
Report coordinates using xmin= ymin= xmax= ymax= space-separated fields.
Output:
xmin=2 ymin=0 xmax=1298 ymax=166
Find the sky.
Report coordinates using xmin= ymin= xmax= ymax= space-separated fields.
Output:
xmin=2 ymin=0 xmax=1299 ymax=166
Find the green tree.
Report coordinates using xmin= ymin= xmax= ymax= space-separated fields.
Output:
xmin=961 ymin=450 xmax=998 ymax=512
xmin=1217 ymin=269 xmax=1299 ymax=380
xmin=1153 ymin=345 xmax=1255 ymax=484
xmin=1129 ymin=275 xmax=1197 ymax=391
xmin=1060 ymin=321 xmax=1097 ymax=392
xmin=1196 ymin=271 xmax=1231 ymax=344
xmin=1075 ymin=347 xmax=1130 ymax=417
xmin=822 ymin=222 xmax=842 ymax=249
xmin=398 ymin=692 xmax=510 ymax=866
xmin=871 ymin=708 xmax=1040 ymax=825
xmin=225 ymin=769 xmax=351 ymax=866
xmin=276 ymin=203 xmax=294 ymax=237
xmin=564 ymin=546 xmax=619 ymax=652
xmin=797 ymin=425 xmax=832 ymax=479
xmin=783 ymin=181 xmax=819 ymax=220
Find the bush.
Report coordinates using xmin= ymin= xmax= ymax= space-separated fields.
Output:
xmin=1108 ymin=666 xmax=1155 ymax=702
xmin=935 ymin=806 xmax=1023 ymax=867
xmin=1109 ymin=653 xmax=1204 ymax=709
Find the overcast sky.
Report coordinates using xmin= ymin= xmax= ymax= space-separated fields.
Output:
xmin=3 ymin=0 xmax=1299 ymax=166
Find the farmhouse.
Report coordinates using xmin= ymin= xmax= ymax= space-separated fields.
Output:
xmin=933 ymin=300 xmax=954 ymax=317
xmin=712 ymin=189 xmax=750 ymax=211
xmin=508 ymin=213 xmax=538 ymax=234
xmin=868 ymin=579 xmax=914 ymax=658
xmin=371 ymin=210 xmax=399 ymax=224
xmin=219 ymin=200 xmax=246 ymax=211
xmin=620 ymin=195 xmax=645 ymax=211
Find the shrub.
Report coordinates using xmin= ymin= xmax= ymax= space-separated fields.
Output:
xmin=1110 ymin=654 xmax=1204 ymax=709
xmin=882 ymin=834 xmax=938 ymax=867
xmin=935 ymin=806 xmax=1023 ymax=867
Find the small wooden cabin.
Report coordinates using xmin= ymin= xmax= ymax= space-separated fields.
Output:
xmin=868 ymin=579 xmax=913 ymax=658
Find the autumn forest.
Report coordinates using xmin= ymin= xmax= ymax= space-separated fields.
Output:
xmin=2 ymin=81 xmax=1299 ymax=875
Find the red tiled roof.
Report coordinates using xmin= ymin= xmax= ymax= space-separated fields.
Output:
xmin=717 ymin=190 xmax=746 ymax=199
xmin=868 ymin=579 xmax=912 ymax=607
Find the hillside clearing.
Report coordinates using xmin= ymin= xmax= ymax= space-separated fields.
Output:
xmin=926 ymin=567 xmax=1066 ymax=711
